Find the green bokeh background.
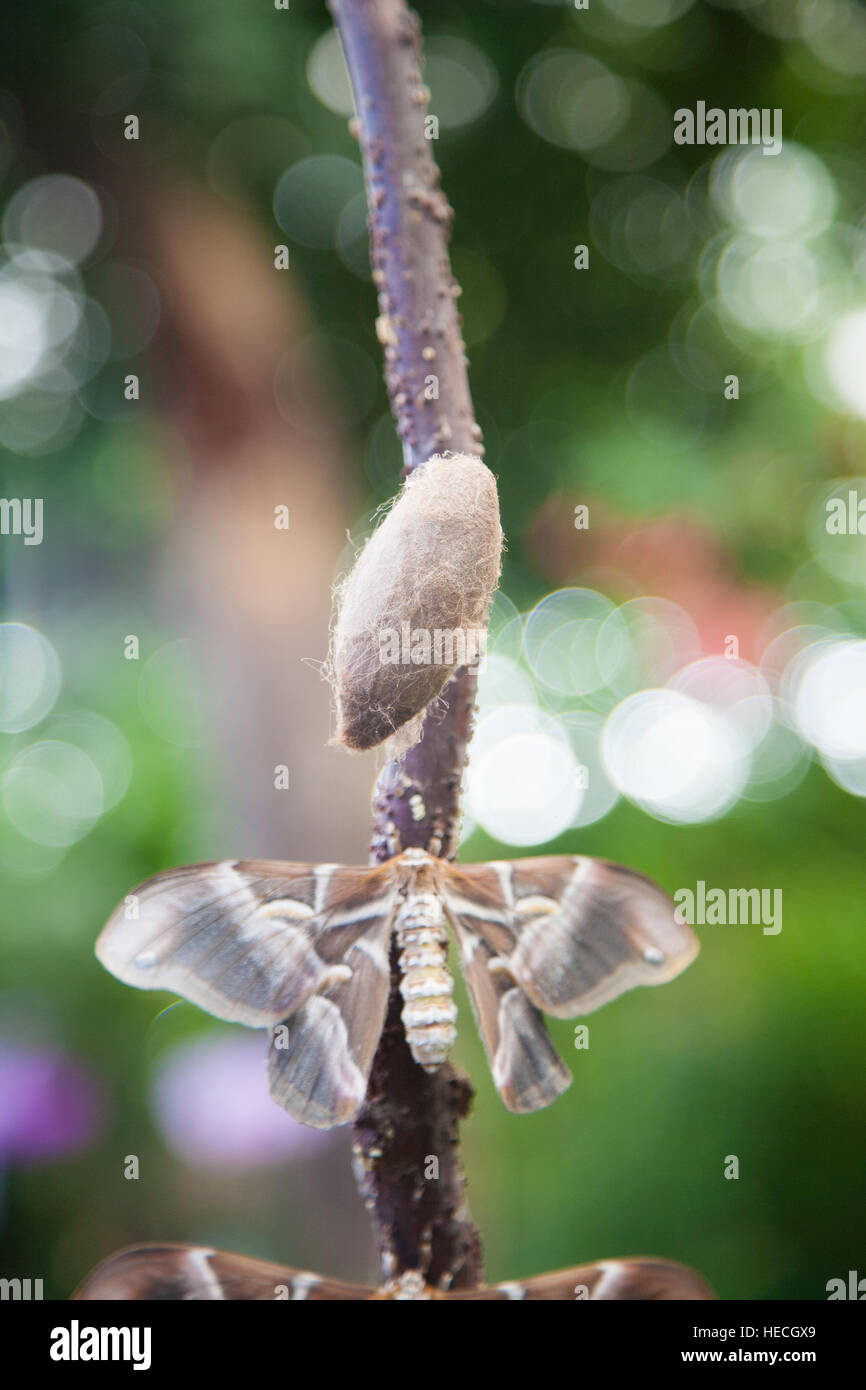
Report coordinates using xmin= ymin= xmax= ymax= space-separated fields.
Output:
xmin=1 ymin=0 xmax=864 ymax=1299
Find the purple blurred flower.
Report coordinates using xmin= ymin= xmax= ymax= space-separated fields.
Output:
xmin=0 ymin=1045 xmax=104 ymax=1161
xmin=151 ymin=1032 xmax=332 ymax=1167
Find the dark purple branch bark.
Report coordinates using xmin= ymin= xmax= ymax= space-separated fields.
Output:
xmin=329 ymin=0 xmax=485 ymax=1289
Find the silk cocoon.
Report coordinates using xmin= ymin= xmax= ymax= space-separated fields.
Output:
xmin=330 ymin=453 xmax=502 ymax=752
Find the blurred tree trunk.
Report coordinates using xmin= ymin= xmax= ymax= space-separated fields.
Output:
xmin=129 ymin=177 xmax=376 ymax=864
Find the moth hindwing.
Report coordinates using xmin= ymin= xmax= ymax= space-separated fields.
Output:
xmin=95 ymin=850 xmax=698 ymax=1126
xmin=73 ymin=1245 xmax=714 ymax=1301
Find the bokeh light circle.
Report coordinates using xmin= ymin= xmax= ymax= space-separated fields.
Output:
xmin=2 ymin=175 xmax=103 ymax=265
xmin=824 ymin=308 xmax=866 ymax=417
xmin=602 ymin=688 xmax=750 ymax=823
xmin=273 ymin=155 xmax=363 ymax=250
xmin=0 ymin=624 xmax=62 ymax=733
xmin=524 ymin=588 xmax=617 ymax=697
xmin=789 ymin=638 xmax=866 ymax=761
xmin=467 ymin=705 xmax=581 ymax=845
xmin=2 ymin=741 xmax=104 ymax=847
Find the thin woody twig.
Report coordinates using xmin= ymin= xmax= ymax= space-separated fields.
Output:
xmin=328 ymin=0 xmax=486 ymax=1289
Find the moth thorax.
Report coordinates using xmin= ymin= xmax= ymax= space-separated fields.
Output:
xmin=378 ymin=1272 xmax=434 ymax=1301
xmin=396 ymin=894 xmax=457 ymax=1072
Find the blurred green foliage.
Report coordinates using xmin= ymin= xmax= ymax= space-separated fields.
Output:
xmin=2 ymin=0 xmax=865 ymax=1299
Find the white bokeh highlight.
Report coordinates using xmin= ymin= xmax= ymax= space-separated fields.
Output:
xmin=602 ymin=688 xmax=750 ymax=824
xmin=0 ymin=624 xmax=62 ymax=733
xmin=467 ymin=705 xmax=582 ymax=846
xmin=790 ymin=639 xmax=866 ymax=761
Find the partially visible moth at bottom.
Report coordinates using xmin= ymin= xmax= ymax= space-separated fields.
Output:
xmin=74 ymin=1243 xmax=715 ymax=1301
xmin=96 ymin=847 xmax=699 ymax=1128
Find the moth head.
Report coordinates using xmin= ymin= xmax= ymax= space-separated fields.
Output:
xmin=401 ymin=847 xmax=433 ymax=866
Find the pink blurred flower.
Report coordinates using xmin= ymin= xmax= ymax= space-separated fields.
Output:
xmin=150 ymin=1032 xmax=332 ymax=1167
xmin=0 ymin=1044 xmax=104 ymax=1161
xmin=529 ymin=497 xmax=780 ymax=664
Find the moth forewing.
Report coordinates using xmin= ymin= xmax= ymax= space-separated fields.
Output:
xmin=95 ymin=860 xmax=342 ymax=1028
xmin=452 ymin=1258 xmax=716 ymax=1301
xmin=72 ymin=1244 xmax=373 ymax=1301
xmin=496 ymin=856 xmax=699 ymax=1019
xmin=95 ymin=858 xmax=400 ymax=1129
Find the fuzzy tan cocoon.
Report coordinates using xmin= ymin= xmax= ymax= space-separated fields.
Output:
xmin=330 ymin=453 xmax=502 ymax=752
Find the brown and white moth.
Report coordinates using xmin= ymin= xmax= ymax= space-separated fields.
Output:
xmin=73 ymin=1243 xmax=715 ymax=1301
xmin=96 ymin=848 xmax=698 ymax=1129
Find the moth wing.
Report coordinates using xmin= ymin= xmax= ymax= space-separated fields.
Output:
xmin=73 ymin=1245 xmax=713 ymax=1302
xmin=72 ymin=1244 xmax=374 ymax=1301
xmin=449 ymin=1258 xmax=715 ymax=1301
xmin=96 ymin=859 xmax=395 ymax=1029
xmin=267 ymin=922 xmax=392 ymax=1128
xmin=439 ymin=879 xmax=571 ymax=1114
xmin=453 ymin=857 xmax=699 ymax=1019
xmin=97 ymin=859 xmax=397 ymax=1128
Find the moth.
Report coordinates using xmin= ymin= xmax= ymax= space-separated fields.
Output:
xmin=96 ymin=847 xmax=699 ymax=1128
xmin=74 ymin=1243 xmax=715 ymax=1301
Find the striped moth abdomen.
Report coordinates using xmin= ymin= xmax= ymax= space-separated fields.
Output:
xmin=395 ymin=889 xmax=457 ymax=1070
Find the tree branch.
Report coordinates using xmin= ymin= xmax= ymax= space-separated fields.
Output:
xmin=329 ymin=0 xmax=485 ymax=1289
